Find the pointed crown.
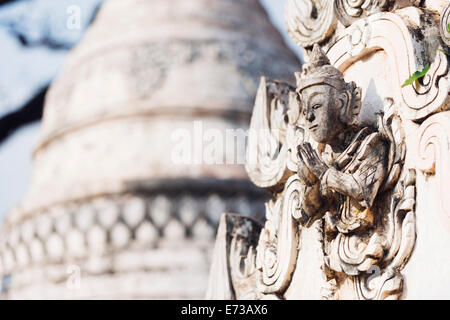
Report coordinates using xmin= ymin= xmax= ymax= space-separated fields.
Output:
xmin=294 ymin=44 xmax=362 ymax=125
xmin=295 ymin=44 xmax=346 ymax=92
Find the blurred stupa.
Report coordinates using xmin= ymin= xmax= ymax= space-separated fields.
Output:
xmin=0 ymin=0 xmax=299 ymax=298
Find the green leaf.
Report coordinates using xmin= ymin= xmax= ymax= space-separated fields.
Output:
xmin=439 ymin=48 xmax=450 ymax=56
xmin=448 ymin=23 xmax=450 ymax=33
xmin=401 ymin=65 xmax=430 ymax=88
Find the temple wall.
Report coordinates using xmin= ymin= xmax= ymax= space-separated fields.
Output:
xmin=207 ymin=0 xmax=450 ymax=300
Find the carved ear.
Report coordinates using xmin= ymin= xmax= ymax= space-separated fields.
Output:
xmin=339 ymin=82 xmax=362 ymax=125
xmin=338 ymin=90 xmax=351 ymax=124
xmin=350 ymin=84 xmax=362 ymax=124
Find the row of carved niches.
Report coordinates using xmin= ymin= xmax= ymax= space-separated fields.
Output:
xmin=0 ymin=191 xmax=266 ymax=279
xmin=288 ymin=1 xmax=449 ymax=123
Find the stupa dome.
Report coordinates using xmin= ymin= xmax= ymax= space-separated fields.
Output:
xmin=0 ymin=0 xmax=300 ymax=298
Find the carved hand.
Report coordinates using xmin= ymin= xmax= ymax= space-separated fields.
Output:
xmin=297 ymin=149 xmax=318 ymax=186
xmin=298 ymin=143 xmax=328 ymax=179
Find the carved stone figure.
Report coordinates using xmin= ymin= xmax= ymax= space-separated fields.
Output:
xmin=293 ymin=45 xmax=415 ymax=299
xmin=208 ymin=45 xmax=415 ymax=300
xmin=208 ymin=0 xmax=450 ymax=299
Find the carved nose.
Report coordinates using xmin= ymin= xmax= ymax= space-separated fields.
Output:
xmin=306 ymin=111 xmax=315 ymax=122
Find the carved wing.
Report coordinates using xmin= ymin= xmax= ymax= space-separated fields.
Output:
xmin=326 ymin=98 xmax=417 ymax=299
xmin=245 ymin=77 xmax=299 ymax=190
xmin=378 ymin=98 xmax=406 ymax=191
xmin=355 ymin=169 xmax=416 ymax=300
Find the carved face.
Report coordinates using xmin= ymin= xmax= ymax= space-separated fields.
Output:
xmin=299 ymin=84 xmax=345 ymax=144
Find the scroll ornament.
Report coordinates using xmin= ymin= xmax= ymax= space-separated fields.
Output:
xmin=441 ymin=3 xmax=450 ymax=46
xmin=334 ymin=0 xmax=392 ymax=27
xmin=285 ymin=0 xmax=421 ymax=47
xmin=417 ymin=111 xmax=450 ymax=232
xmin=286 ymin=0 xmax=337 ymax=47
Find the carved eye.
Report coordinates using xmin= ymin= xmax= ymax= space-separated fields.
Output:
xmin=312 ymin=104 xmax=322 ymax=109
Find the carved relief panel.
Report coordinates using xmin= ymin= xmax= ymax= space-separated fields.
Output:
xmin=207 ymin=0 xmax=450 ymax=300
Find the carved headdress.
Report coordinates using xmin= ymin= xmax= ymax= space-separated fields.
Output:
xmin=295 ymin=44 xmax=362 ymax=125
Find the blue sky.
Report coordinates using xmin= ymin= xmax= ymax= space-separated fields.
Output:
xmin=0 ymin=0 xmax=102 ymax=220
xmin=0 ymin=0 xmax=302 ymax=220
xmin=0 ymin=0 xmax=102 ymax=118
